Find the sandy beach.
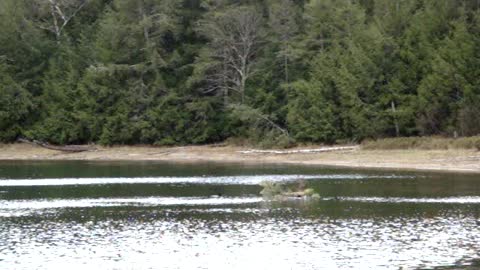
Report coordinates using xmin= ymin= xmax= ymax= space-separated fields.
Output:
xmin=1 ymin=143 xmax=479 ymax=173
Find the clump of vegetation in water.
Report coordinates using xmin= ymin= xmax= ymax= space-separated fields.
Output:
xmin=260 ymin=181 xmax=320 ymax=200
xmin=260 ymin=181 xmax=288 ymax=198
xmin=303 ymin=188 xmax=317 ymax=196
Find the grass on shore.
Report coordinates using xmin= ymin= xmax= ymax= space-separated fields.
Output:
xmin=362 ymin=136 xmax=480 ymax=151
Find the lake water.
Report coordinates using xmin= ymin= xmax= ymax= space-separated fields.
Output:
xmin=0 ymin=161 xmax=479 ymax=270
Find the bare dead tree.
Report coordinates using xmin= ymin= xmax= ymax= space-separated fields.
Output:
xmin=269 ymin=0 xmax=299 ymax=91
xmin=194 ymin=6 xmax=292 ymax=142
xmin=198 ymin=6 xmax=264 ymax=105
xmin=34 ymin=0 xmax=89 ymax=41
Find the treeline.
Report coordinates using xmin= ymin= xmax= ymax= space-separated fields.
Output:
xmin=1 ymin=0 xmax=479 ymax=146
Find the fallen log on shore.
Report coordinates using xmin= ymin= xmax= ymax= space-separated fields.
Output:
xmin=239 ymin=146 xmax=358 ymax=155
xmin=17 ymin=138 xmax=96 ymax=153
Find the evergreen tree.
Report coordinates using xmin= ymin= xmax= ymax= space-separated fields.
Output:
xmin=0 ymin=0 xmax=479 ymax=145
xmin=0 ymin=62 xmax=32 ymax=141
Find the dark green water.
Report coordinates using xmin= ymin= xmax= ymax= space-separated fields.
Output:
xmin=0 ymin=161 xmax=479 ymax=270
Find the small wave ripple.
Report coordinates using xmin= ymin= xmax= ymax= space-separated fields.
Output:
xmin=0 ymin=174 xmax=414 ymax=186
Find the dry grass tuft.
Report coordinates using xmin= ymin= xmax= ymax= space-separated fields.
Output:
xmin=362 ymin=136 xmax=480 ymax=151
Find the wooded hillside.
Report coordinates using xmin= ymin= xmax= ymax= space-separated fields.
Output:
xmin=1 ymin=0 xmax=479 ymax=146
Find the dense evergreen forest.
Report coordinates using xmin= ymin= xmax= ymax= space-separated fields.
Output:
xmin=1 ymin=0 xmax=480 ymax=146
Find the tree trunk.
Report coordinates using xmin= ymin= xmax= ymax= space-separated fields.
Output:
xmin=240 ymin=76 xmax=246 ymax=104
xmin=18 ymin=138 xmax=96 ymax=152
xmin=284 ymin=44 xmax=289 ymax=91
xmin=222 ymin=46 xmax=229 ymax=107
xmin=391 ymin=100 xmax=400 ymax=137
xmin=49 ymin=1 xmax=61 ymax=41
xmin=138 ymin=0 xmax=150 ymax=45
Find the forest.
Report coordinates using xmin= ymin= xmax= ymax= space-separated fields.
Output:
xmin=1 ymin=0 xmax=479 ymax=146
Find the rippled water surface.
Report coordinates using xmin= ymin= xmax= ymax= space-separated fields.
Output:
xmin=1 ymin=161 xmax=480 ymax=269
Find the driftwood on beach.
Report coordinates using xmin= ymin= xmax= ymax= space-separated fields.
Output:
xmin=17 ymin=138 xmax=96 ymax=153
xmin=239 ymin=146 xmax=358 ymax=155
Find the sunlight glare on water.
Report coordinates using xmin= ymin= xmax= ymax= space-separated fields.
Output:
xmin=0 ymin=162 xmax=479 ymax=270
xmin=0 ymin=174 xmax=415 ymax=186
xmin=1 ymin=208 xmax=479 ymax=270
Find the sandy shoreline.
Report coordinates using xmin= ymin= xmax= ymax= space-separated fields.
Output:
xmin=1 ymin=143 xmax=480 ymax=173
